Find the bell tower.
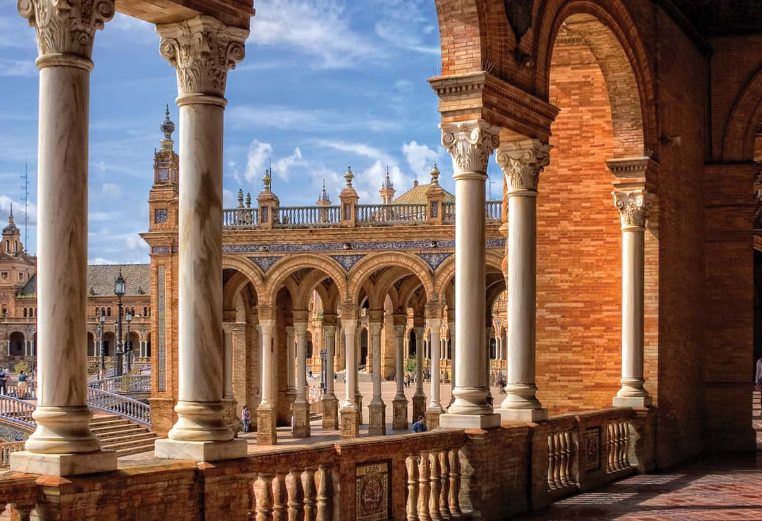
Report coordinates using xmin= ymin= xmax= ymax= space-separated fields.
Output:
xmin=148 ymin=106 xmax=179 ymax=232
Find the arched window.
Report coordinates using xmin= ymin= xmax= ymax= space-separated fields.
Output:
xmin=23 ymin=308 xmax=27 ymax=318
xmin=107 ymin=307 xmax=112 ymax=317
xmin=143 ymin=306 xmax=148 ymax=317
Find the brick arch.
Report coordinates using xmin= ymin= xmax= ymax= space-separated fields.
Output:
xmin=433 ymin=249 xmax=504 ymax=301
xmin=397 ymin=276 xmax=428 ymax=313
xmin=222 ymin=256 xmax=265 ymax=296
xmin=347 ymin=252 xmax=434 ymax=305
xmin=293 ymin=269 xmax=341 ymax=312
xmin=723 ymin=66 xmax=762 ymax=162
xmin=262 ymin=254 xmax=348 ymax=305
xmin=222 ymin=271 xmax=258 ymax=312
xmin=533 ymin=0 xmax=655 ymax=154
xmin=434 ymin=0 xmax=486 ymax=76
xmin=370 ymin=267 xmax=424 ymax=310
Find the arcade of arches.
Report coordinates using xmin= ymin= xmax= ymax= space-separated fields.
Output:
xmin=2 ymin=0 xmax=762 ymax=520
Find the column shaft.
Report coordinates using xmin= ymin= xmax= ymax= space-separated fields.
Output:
xmin=394 ymin=326 xmax=405 ymax=400
xmin=325 ymin=327 xmax=336 ymax=398
xmin=428 ymin=319 xmax=442 ymax=410
xmin=259 ymin=321 xmax=275 ymax=406
xmin=294 ymin=323 xmax=307 ymax=404
xmin=370 ymin=323 xmax=383 ymax=405
xmin=342 ymin=320 xmax=357 ymax=407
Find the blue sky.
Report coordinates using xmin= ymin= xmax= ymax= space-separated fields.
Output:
xmin=0 ymin=0 xmax=503 ymax=264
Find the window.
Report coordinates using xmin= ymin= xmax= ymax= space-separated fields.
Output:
xmin=143 ymin=306 xmax=148 ymax=317
xmin=18 ymin=272 xmax=23 ymax=281
xmin=1 ymin=272 xmax=6 ymax=280
xmin=23 ymin=308 xmax=27 ymax=318
xmin=107 ymin=307 xmax=112 ymax=317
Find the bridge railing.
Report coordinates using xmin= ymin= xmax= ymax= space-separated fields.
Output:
xmin=0 ymin=441 xmax=25 ymax=468
xmin=0 ymin=395 xmax=35 ymax=431
xmin=89 ymin=374 xmax=151 ymax=394
xmin=87 ymin=387 xmax=151 ymax=427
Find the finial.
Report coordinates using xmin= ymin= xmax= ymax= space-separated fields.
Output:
xmin=160 ymin=104 xmax=175 ymax=141
xmin=344 ymin=166 xmax=354 ymax=187
xmin=382 ymin=166 xmax=394 ymax=190
xmin=245 ymin=192 xmax=252 ymax=208
xmin=318 ymin=178 xmax=331 ymax=203
xmin=430 ymin=162 xmax=440 ymax=185
xmin=237 ymin=188 xmax=244 ymax=208
xmin=263 ymin=168 xmax=272 ymax=191
xmin=8 ymin=203 xmax=13 ymax=224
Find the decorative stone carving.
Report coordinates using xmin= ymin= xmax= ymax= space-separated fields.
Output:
xmin=441 ymin=120 xmax=500 ymax=175
xmin=613 ymin=189 xmax=649 ymax=230
xmin=18 ymin=0 xmax=115 ymax=60
xmin=496 ymin=139 xmax=552 ymax=194
xmin=157 ymin=16 xmax=248 ymax=98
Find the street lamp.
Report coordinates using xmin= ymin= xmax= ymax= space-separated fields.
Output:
xmin=125 ymin=311 xmax=132 ymax=373
xmin=114 ymin=271 xmax=125 ymax=377
xmin=97 ymin=313 xmax=106 ymax=373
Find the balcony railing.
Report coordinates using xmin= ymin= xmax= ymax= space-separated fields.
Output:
xmin=223 ymin=201 xmax=503 ymax=229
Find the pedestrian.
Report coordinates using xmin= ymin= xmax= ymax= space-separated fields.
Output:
xmin=241 ymin=404 xmax=251 ymax=433
xmin=17 ymin=370 xmax=28 ymax=399
xmin=411 ymin=415 xmax=427 ymax=433
xmin=0 ymin=368 xmax=7 ymax=395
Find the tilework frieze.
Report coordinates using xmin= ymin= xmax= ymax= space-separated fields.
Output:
xmin=417 ymin=252 xmax=453 ymax=270
xmin=225 ymin=239 xmax=504 ymax=254
xmin=249 ymin=256 xmax=283 ymax=273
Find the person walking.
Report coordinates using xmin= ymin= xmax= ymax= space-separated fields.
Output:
xmin=411 ymin=415 xmax=427 ymax=433
xmin=17 ymin=370 xmax=28 ymax=399
xmin=241 ymin=404 xmax=251 ymax=433
xmin=0 ymin=368 xmax=7 ymax=395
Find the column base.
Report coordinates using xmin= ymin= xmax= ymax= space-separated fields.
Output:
xmin=340 ymin=406 xmax=359 ymax=439
xmin=412 ymin=394 xmax=426 ymax=421
xmin=392 ymin=397 xmax=408 ymax=430
xmin=322 ymin=396 xmax=339 ymax=430
xmin=613 ymin=396 xmax=652 ymax=408
xmin=426 ymin=407 xmax=443 ymax=430
xmin=368 ymin=402 xmax=386 ymax=436
xmin=439 ymin=413 xmax=501 ymax=430
xmin=497 ymin=407 xmax=548 ymax=422
xmin=155 ymin=438 xmax=247 ymax=462
xmin=10 ymin=450 xmax=117 ymax=477
xmin=292 ymin=401 xmax=311 ymax=438
xmin=256 ymin=406 xmax=277 ymax=445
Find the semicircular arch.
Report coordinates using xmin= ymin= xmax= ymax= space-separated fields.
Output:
xmin=263 ymin=254 xmax=348 ymax=304
xmin=723 ymin=66 xmax=762 ymax=161
xmin=347 ymin=252 xmax=435 ymax=304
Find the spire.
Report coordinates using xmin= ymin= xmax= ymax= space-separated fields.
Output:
xmin=316 ymin=178 xmax=331 ymax=205
xmin=382 ymin=165 xmax=394 ymax=190
xmin=160 ymin=104 xmax=175 ymax=150
xmin=379 ymin=166 xmax=396 ymax=204
xmin=7 ymin=203 xmax=13 ymax=225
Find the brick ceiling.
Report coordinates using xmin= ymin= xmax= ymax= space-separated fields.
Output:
xmin=671 ymin=0 xmax=762 ymax=36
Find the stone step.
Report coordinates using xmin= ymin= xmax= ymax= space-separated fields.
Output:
xmin=102 ymin=436 xmax=158 ymax=451
xmin=96 ymin=427 xmax=151 ymax=441
xmin=100 ymin=432 xmax=157 ymax=448
xmin=114 ymin=442 xmax=156 ymax=457
xmin=90 ymin=423 xmax=141 ymax=436
xmin=90 ymin=419 xmax=133 ymax=429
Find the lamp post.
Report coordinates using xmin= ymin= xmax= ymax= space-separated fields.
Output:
xmin=114 ymin=271 xmax=125 ymax=377
xmin=125 ymin=311 xmax=132 ymax=373
xmin=97 ymin=313 xmax=106 ymax=373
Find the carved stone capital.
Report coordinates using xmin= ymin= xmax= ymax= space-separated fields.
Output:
xmin=18 ymin=0 xmax=115 ymax=63
xmin=496 ymin=139 xmax=552 ymax=194
xmin=441 ymin=120 xmax=500 ymax=176
xmin=157 ymin=16 xmax=248 ymax=99
xmin=613 ymin=189 xmax=650 ymax=230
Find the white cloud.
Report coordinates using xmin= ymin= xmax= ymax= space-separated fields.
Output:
xmin=244 ymin=140 xmax=273 ymax=183
xmin=108 ymin=13 xmax=156 ymax=45
xmin=273 ymin=147 xmax=306 ymax=181
xmin=227 ymin=104 xmax=400 ymax=133
xmin=313 ymin=139 xmax=393 ymax=165
xmin=402 ymin=141 xmax=440 ymax=179
xmin=0 ymin=58 xmax=36 ymax=77
xmin=102 ymin=183 xmax=122 ymax=198
xmin=250 ymin=0 xmax=382 ymax=69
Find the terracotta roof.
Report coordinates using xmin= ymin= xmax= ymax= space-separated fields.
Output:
xmin=393 ymin=183 xmax=455 ymax=205
xmin=20 ymin=264 xmax=151 ymax=297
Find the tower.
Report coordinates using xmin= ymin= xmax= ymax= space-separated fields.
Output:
xmin=379 ymin=166 xmax=395 ymax=204
xmin=147 ymin=105 xmax=179 ymax=233
xmin=2 ymin=204 xmax=23 ymax=256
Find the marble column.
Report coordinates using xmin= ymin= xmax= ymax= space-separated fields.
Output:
xmin=426 ymin=313 xmax=443 ymax=430
xmin=292 ymin=320 xmax=310 ymax=437
xmin=412 ymin=326 xmax=427 ymax=421
xmin=368 ymin=317 xmax=385 ymax=435
xmin=223 ymin=326 xmax=234 ymax=400
xmin=448 ymin=321 xmax=455 ymax=390
xmin=495 ymin=138 xmax=551 ymax=423
xmin=256 ymin=317 xmax=277 ymax=445
xmin=12 ymin=0 xmax=118 ymax=477
xmin=286 ymin=326 xmax=296 ymax=409
xmin=339 ymin=312 xmax=359 ymax=438
xmin=612 ymin=189 xmax=652 ymax=408
xmin=154 ymin=16 xmax=248 ymax=461
xmin=392 ymin=319 xmax=408 ymax=430
xmin=322 ymin=323 xmax=339 ymax=429
xmin=439 ymin=120 xmax=500 ymax=429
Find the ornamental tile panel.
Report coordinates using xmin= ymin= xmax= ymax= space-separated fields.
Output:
xmin=331 ymin=254 xmax=365 ymax=272
xmin=417 ymin=252 xmax=453 ymax=270
xmin=249 ymin=256 xmax=282 ymax=273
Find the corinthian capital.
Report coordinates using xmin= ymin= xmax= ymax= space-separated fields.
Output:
xmin=613 ymin=189 xmax=650 ymax=230
xmin=441 ymin=120 xmax=500 ymax=176
xmin=496 ymin=139 xmax=552 ymax=194
xmin=18 ymin=0 xmax=115 ymax=62
xmin=157 ymin=16 xmax=249 ymax=99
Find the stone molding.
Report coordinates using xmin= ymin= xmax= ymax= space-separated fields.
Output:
xmin=18 ymin=0 xmax=115 ymax=61
xmin=613 ymin=189 xmax=649 ymax=230
xmin=441 ymin=120 xmax=500 ymax=175
xmin=157 ymin=15 xmax=248 ymax=99
xmin=496 ymin=139 xmax=552 ymax=194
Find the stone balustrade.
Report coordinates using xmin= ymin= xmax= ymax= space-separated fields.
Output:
xmin=0 ymin=441 xmax=25 ymax=468
xmin=222 ymin=201 xmax=502 ymax=230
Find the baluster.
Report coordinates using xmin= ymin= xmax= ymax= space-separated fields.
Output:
xmin=616 ymin=423 xmax=624 ymax=471
xmin=438 ymin=451 xmax=450 ymax=520
xmin=406 ymin=456 xmax=419 ymax=521
xmin=547 ymin=434 xmax=556 ymax=490
xmin=618 ymin=422 xmax=627 ymax=469
xmin=418 ymin=452 xmax=431 ymax=521
xmin=448 ymin=449 xmax=461 ymax=518
xmin=558 ymin=433 xmax=567 ymax=487
xmin=272 ymin=473 xmax=287 ymax=521
xmin=607 ymin=423 xmax=616 ymax=472
xmin=623 ymin=422 xmax=631 ymax=468
xmin=316 ymin=465 xmax=331 ymax=521
xmin=564 ymin=431 xmax=574 ymax=487
xmin=303 ymin=468 xmax=317 ymax=521
xmin=429 ymin=452 xmax=442 ymax=520
xmin=256 ymin=474 xmax=275 ymax=521
xmin=287 ymin=469 xmax=304 ymax=521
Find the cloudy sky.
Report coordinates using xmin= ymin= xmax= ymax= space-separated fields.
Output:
xmin=0 ymin=0 xmax=503 ymax=264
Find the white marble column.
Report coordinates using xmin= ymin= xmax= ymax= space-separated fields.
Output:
xmin=368 ymin=319 xmax=385 ymax=435
xmin=155 ymin=16 xmax=248 ymax=461
xmin=427 ymin=316 xmax=443 ymax=424
xmin=12 ymin=0 xmax=117 ymax=477
xmin=339 ymin=313 xmax=359 ymax=437
xmin=292 ymin=320 xmax=310 ymax=437
xmin=286 ymin=326 xmax=295 ymax=401
xmin=223 ymin=326 xmax=233 ymax=400
xmin=495 ymin=138 xmax=551 ymax=422
xmin=612 ymin=189 xmax=652 ymax=408
xmin=322 ymin=324 xmax=339 ymax=429
xmin=439 ymin=120 xmax=500 ymax=429
xmin=256 ymin=317 xmax=277 ymax=444
xmin=412 ymin=326 xmax=426 ymax=421
xmin=392 ymin=321 xmax=408 ymax=430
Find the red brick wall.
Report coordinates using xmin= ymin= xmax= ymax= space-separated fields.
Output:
xmin=535 ymin=39 xmax=623 ymax=413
